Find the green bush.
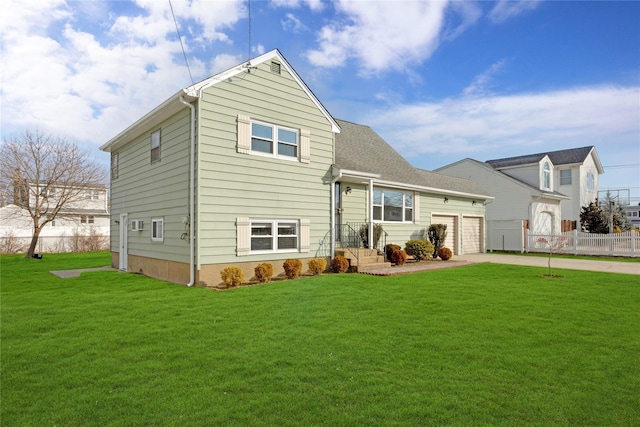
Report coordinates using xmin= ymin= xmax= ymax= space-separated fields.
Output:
xmin=404 ymin=239 xmax=434 ymax=261
xmin=221 ymin=266 xmax=244 ymax=287
xmin=283 ymin=259 xmax=303 ymax=280
xmin=308 ymin=258 xmax=327 ymax=275
xmin=438 ymin=247 xmax=453 ymax=261
xmin=331 ymin=255 xmax=349 ymax=273
xmin=384 ymin=244 xmax=401 ymax=262
xmin=254 ymin=263 xmax=274 ymax=283
xmin=391 ymin=249 xmax=408 ymax=265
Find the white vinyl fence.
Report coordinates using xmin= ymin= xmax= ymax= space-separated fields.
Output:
xmin=526 ymin=230 xmax=639 ymax=257
xmin=487 ymin=220 xmax=526 ymax=253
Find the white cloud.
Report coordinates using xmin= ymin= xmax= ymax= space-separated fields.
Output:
xmin=463 ymin=59 xmax=508 ymax=97
xmin=362 ymin=85 xmax=640 ymax=162
xmin=281 ymin=13 xmax=309 ymax=33
xmin=489 ymin=0 xmax=542 ymax=24
xmin=307 ymin=0 xmax=449 ymax=74
xmin=0 ymin=0 xmax=244 ymax=151
xmin=271 ymin=0 xmax=325 ymax=12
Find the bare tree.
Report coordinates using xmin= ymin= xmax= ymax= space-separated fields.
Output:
xmin=0 ymin=130 xmax=107 ymax=258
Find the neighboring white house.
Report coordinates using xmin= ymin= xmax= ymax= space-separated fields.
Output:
xmin=436 ymin=146 xmax=604 ymax=235
xmin=623 ymin=204 xmax=640 ymax=228
xmin=0 ymin=183 xmax=110 ymax=253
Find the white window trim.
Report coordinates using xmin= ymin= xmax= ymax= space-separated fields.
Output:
xmin=151 ymin=129 xmax=161 ymax=163
xmin=151 ymin=218 xmax=164 ymax=242
xmin=250 ymin=120 xmax=299 ymax=160
xmin=559 ymin=169 xmax=571 ymax=186
xmin=250 ymin=219 xmax=299 ymax=254
xmin=237 ymin=217 xmax=309 ymax=256
xmin=372 ymin=188 xmax=415 ymax=223
xmin=237 ymin=114 xmax=310 ymax=164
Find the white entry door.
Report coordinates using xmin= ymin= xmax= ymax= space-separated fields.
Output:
xmin=119 ymin=213 xmax=128 ymax=271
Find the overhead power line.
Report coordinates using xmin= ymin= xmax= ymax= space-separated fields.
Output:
xmin=169 ymin=0 xmax=194 ymax=87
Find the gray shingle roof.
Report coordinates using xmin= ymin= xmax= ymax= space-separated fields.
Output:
xmin=487 ymin=146 xmax=595 ymax=169
xmin=335 ymin=119 xmax=491 ymax=197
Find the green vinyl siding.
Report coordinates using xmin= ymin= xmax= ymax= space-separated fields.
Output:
xmin=109 ymin=109 xmax=192 ymax=263
xmin=196 ymin=60 xmax=334 ymax=265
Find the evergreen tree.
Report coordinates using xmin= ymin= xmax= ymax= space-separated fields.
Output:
xmin=580 ymin=201 xmax=609 ymax=233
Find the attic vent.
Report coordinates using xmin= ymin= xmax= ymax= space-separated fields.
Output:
xmin=270 ymin=61 xmax=281 ymax=74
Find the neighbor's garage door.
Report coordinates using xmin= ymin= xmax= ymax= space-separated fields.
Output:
xmin=432 ymin=215 xmax=457 ymax=254
xmin=462 ymin=216 xmax=482 ymax=254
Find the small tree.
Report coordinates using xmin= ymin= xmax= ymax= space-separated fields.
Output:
xmin=427 ymin=224 xmax=447 ymax=258
xmin=0 ymin=130 xmax=107 ymax=258
xmin=580 ymin=201 xmax=609 ymax=233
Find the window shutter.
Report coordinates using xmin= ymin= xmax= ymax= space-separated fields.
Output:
xmin=236 ymin=217 xmax=250 ymax=256
xmin=414 ymin=194 xmax=420 ymax=222
xmin=300 ymin=218 xmax=310 ymax=253
xmin=237 ymin=115 xmax=251 ymax=154
xmin=300 ymin=129 xmax=310 ymax=164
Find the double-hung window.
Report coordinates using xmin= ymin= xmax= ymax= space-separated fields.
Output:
xmin=560 ymin=169 xmax=571 ymax=185
xmin=373 ymin=189 xmax=414 ymax=222
xmin=152 ymin=218 xmax=164 ymax=242
xmin=251 ymin=122 xmax=298 ymax=159
xmin=251 ymin=220 xmax=298 ymax=252
xmin=150 ymin=130 xmax=161 ymax=163
xmin=111 ymin=153 xmax=119 ymax=179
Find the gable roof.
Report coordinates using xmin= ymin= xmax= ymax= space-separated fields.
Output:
xmin=335 ymin=119 xmax=492 ymax=199
xmin=487 ymin=146 xmax=603 ymax=173
xmin=101 ymin=49 xmax=339 ymax=153
xmin=436 ymin=158 xmax=569 ymax=200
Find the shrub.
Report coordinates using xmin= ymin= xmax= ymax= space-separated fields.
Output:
xmin=404 ymin=239 xmax=435 ymax=261
xmin=438 ymin=247 xmax=453 ymax=261
xmin=428 ymin=224 xmax=448 ymax=258
xmin=359 ymin=223 xmax=384 ymax=249
xmin=221 ymin=266 xmax=244 ymax=287
xmin=254 ymin=263 xmax=274 ymax=283
xmin=384 ymin=244 xmax=401 ymax=262
xmin=308 ymin=258 xmax=327 ymax=275
xmin=391 ymin=249 xmax=408 ymax=265
xmin=331 ymin=255 xmax=349 ymax=273
xmin=283 ymin=258 xmax=303 ymax=280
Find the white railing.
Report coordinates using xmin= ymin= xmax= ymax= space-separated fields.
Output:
xmin=526 ymin=230 xmax=638 ymax=257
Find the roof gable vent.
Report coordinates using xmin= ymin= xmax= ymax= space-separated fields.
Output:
xmin=270 ymin=61 xmax=281 ymax=75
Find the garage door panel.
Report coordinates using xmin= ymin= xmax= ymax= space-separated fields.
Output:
xmin=463 ymin=217 xmax=481 ymax=253
xmin=432 ymin=215 xmax=456 ymax=253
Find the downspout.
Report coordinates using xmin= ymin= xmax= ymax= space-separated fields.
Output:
xmin=368 ymin=179 xmax=374 ymax=249
xmin=330 ymin=171 xmax=343 ymax=259
xmin=180 ymin=96 xmax=196 ymax=287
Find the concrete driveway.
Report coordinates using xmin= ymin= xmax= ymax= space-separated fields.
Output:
xmin=459 ymin=253 xmax=640 ymax=276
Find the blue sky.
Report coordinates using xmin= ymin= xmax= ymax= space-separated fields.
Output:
xmin=1 ymin=0 xmax=639 ymax=203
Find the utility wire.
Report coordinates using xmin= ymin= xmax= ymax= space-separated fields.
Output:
xmin=169 ymin=0 xmax=194 ymax=87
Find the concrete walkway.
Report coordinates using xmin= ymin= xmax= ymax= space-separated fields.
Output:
xmin=459 ymin=253 xmax=640 ymax=276
xmin=50 ymin=266 xmax=113 ymax=278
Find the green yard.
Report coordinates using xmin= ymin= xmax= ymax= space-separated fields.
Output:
xmin=2 ymin=252 xmax=639 ymax=426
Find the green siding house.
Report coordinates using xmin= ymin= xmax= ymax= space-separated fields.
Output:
xmin=100 ymin=49 xmax=492 ymax=287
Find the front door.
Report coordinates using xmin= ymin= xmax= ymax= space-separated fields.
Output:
xmin=119 ymin=213 xmax=128 ymax=271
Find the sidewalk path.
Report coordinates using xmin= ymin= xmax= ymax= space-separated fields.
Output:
xmin=459 ymin=253 xmax=640 ymax=276
xmin=50 ymin=266 xmax=113 ymax=278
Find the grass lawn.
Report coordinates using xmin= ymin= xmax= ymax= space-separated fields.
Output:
xmin=2 ymin=252 xmax=639 ymax=426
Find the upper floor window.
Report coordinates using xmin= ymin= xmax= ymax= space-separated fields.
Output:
xmin=150 ymin=130 xmax=161 ymax=163
xmin=111 ymin=153 xmax=119 ymax=179
xmin=373 ymin=189 xmax=413 ymax=222
xmin=85 ymin=190 xmax=100 ymax=200
xmin=251 ymin=122 xmax=298 ymax=159
xmin=543 ymin=162 xmax=551 ymax=189
xmin=560 ymin=169 xmax=571 ymax=185
xmin=587 ymin=172 xmax=595 ymax=191
xmin=80 ymin=215 xmax=95 ymax=224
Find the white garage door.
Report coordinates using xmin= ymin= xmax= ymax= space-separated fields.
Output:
xmin=432 ymin=215 xmax=457 ymax=253
xmin=462 ymin=217 xmax=482 ymax=254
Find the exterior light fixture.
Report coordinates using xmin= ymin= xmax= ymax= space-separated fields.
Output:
xmin=444 ymin=197 xmax=448 ymax=203
xmin=345 ymin=186 xmax=352 ymax=194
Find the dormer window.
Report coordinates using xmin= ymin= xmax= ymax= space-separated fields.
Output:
xmin=543 ymin=162 xmax=551 ymax=189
